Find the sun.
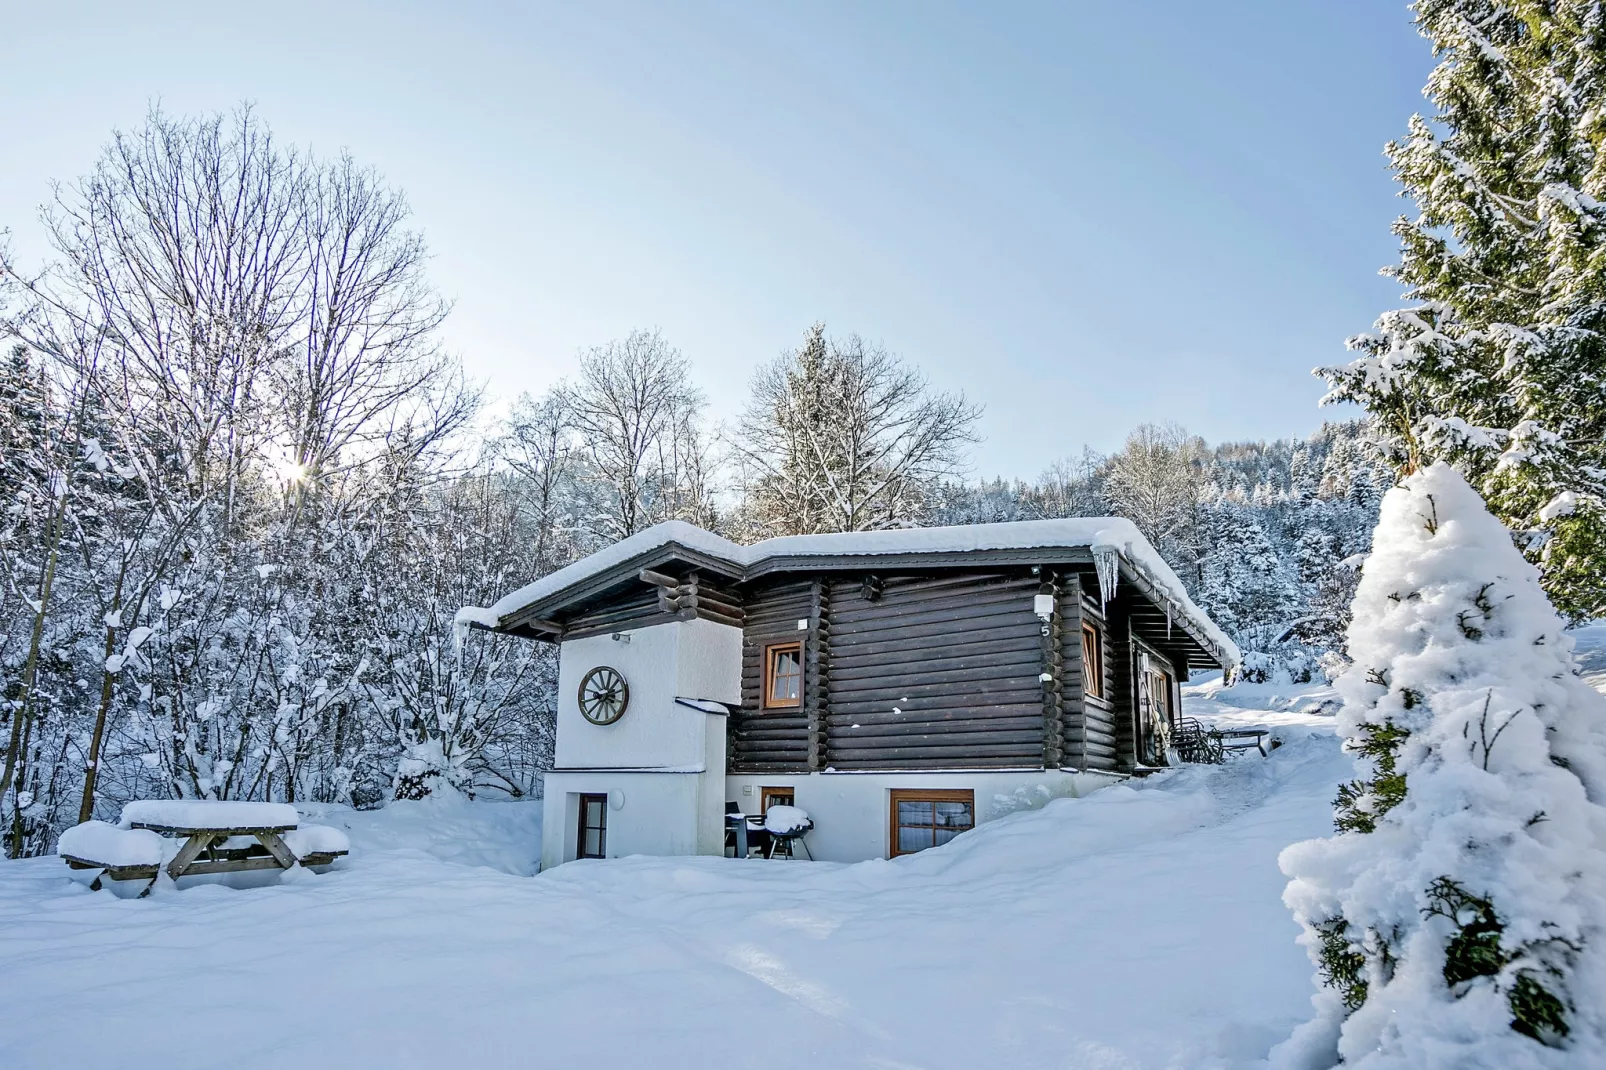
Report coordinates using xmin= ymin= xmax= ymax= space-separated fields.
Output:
xmin=275 ymin=458 xmax=309 ymax=485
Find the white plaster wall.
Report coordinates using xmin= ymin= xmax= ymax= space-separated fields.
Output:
xmin=725 ymin=768 xmax=1126 ymax=862
xmin=544 ymin=617 xmax=742 ymax=869
xmin=675 ymin=617 xmax=743 ymax=705
xmin=553 ymin=619 xmax=740 ymax=771
xmin=542 ymin=617 xmax=1118 ymax=866
xmin=696 ymin=709 xmax=729 ymax=856
xmin=541 ymin=771 xmax=704 ymax=870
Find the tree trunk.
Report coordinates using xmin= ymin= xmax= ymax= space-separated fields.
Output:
xmin=1 ymin=491 xmax=67 ymax=803
xmin=77 ymin=620 xmax=120 ymax=824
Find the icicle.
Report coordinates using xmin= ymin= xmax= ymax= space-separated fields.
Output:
xmin=1092 ymin=545 xmax=1119 ymax=607
xmin=1165 ymin=599 xmax=1172 ymax=639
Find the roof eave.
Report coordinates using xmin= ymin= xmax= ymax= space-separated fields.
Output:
xmin=737 ymin=545 xmax=1097 ymax=581
xmin=487 ymin=541 xmax=1235 ymax=671
xmin=494 ymin=541 xmax=742 ymax=634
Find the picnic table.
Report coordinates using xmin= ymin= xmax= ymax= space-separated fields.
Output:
xmin=59 ymin=801 xmax=349 ymax=895
xmin=1214 ymin=727 xmax=1271 ymax=757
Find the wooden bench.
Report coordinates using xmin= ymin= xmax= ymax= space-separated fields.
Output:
xmin=60 ymin=855 xmax=160 ymax=892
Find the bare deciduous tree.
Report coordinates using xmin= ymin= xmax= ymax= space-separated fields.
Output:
xmin=560 ymin=328 xmax=711 ymax=540
xmin=282 ymin=152 xmax=467 ymax=486
xmin=502 ymin=390 xmax=599 ymax=569
xmin=738 ymin=323 xmax=981 ymax=535
xmin=1101 ymin=422 xmax=1209 ymax=575
xmin=0 ymin=107 xmax=532 ymax=850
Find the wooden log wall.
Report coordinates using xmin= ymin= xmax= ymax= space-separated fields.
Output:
xmin=1108 ymin=587 xmax=1139 ymax=770
xmin=640 ymin=569 xmax=746 ymax=628
xmin=730 ymin=578 xmax=816 ymax=772
xmin=1039 ymin=576 xmax=1065 ymax=768
xmin=672 ymin=563 xmax=1154 ymax=776
xmin=1058 ymin=571 xmax=1120 ymax=772
xmin=806 ymin=579 xmax=830 ymax=771
xmin=821 ymin=572 xmax=1044 ymax=771
xmin=561 ymin=586 xmax=667 ymax=640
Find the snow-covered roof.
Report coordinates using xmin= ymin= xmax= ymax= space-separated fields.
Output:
xmin=460 ymin=518 xmax=1239 ymax=665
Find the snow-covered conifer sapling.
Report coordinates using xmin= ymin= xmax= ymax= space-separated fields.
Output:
xmin=1275 ymin=463 xmax=1606 ymax=1069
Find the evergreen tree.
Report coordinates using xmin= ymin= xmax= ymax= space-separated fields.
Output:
xmin=1322 ymin=1 xmax=1606 ymax=621
xmin=736 ymin=323 xmax=980 ymax=535
xmin=0 ymin=344 xmax=48 ymax=504
xmin=1276 ymin=463 xmax=1606 ymax=1069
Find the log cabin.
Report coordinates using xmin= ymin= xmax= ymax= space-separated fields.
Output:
xmin=458 ymin=519 xmax=1238 ymax=867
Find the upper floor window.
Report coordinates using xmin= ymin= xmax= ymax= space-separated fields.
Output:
xmin=763 ymin=641 xmax=803 ymax=708
xmin=1081 ymin=621 xmax=1104 ymax=700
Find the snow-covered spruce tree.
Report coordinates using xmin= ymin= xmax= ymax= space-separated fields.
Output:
xmin=734 ymin=323 xmax=981 ymax=536
xmin=1321 ymin=1 xmax=1606 ymax=622
xmin=1275 ymin=463 xmax=1606 ymax=1069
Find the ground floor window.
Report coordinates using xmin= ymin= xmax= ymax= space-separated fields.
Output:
xmin=761 ymin=786 xmax=794 ymax=812
xmin=577 ymin=793 xmax=608 ymax=859
xmin=889 ymin=789 xmax=975 ymax=857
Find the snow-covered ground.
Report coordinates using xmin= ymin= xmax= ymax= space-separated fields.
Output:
xmin=0 ymin=633 xmax=1597 ymax=1070
xmin=1573 ymin=619 xmax=1606 ymax=696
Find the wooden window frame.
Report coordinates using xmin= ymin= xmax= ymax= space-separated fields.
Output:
xmin=577 ymin=793 xmax=608 ymax=859
xmin=888 ymin=788 xmax=976 ymax=858
xmin=1081 ymin=621 xmax=1104 ymax=700
xmin=760 ymin=786 xmax=795 ymax=812
xmin=762 ymin=641 xmax=804 ymax=709
xmin=1145 ymin=664 xmax=1173 ymax=722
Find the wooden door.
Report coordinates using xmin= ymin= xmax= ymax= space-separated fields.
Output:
xmin=1137 ymin=662 xmax=1173 ymax=766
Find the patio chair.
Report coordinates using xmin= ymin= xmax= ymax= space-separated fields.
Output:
xmin=724 ymin=803 xmax=770 ymax=858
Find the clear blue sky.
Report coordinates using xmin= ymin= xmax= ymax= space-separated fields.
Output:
xmin=1 ymin=1 xmax=1431 ymax=479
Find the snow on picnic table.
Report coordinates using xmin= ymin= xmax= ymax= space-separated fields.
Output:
xmin=119 ymin=799 xmax=300 ymax=830
xmin=56 ymin=821 xmax=164 ymax=867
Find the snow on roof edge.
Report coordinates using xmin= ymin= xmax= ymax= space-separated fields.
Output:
xmin=457 ymin=518 xmax=1239 ymax=665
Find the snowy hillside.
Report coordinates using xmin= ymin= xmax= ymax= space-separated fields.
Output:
xmin=0 ymin=636 xmax=1598 ymax=1070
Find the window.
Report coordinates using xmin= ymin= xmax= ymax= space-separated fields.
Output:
xmin=889 ymin=789 xmax=975 ymax=857
xmin=761 ymin=786 xmax=794 ymax=812
xmin=577 ymin=794 xmax=608 ymax=859
xmin=1081 ymin=621 xmax=1104 ymax=699
xmin=1145 ymin=666 xmax=1172 ymax=722
xmin=763 ymin=642 xmax=803 ymax=708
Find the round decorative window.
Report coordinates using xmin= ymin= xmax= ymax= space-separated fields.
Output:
xmin=578 ymin=665 xmax=630 ymax=725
